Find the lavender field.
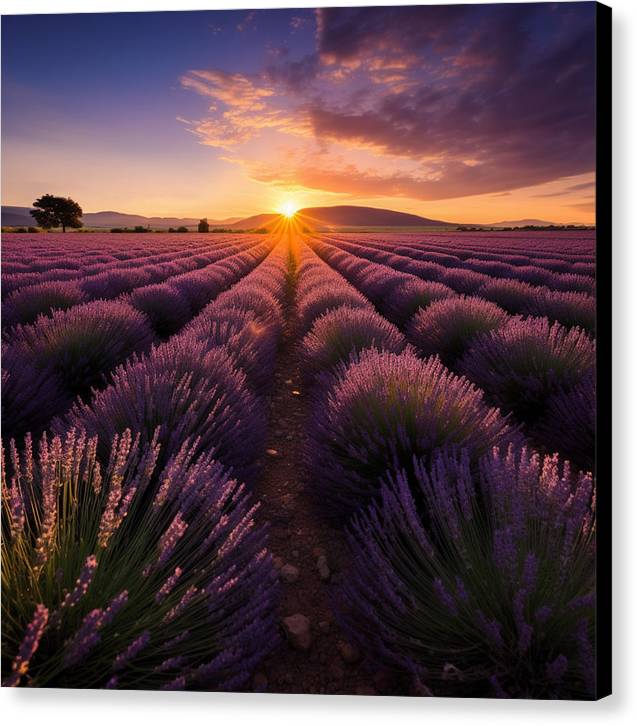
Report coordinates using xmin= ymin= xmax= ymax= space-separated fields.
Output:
xmin=1 ymin=230 xmax=596 ymax=697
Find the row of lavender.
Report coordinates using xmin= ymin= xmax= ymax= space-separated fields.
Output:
xmin=314 ymin=236 xmax=596 ymax=333
xmin=2 ymin=233 xmax=252 ymax=278
xmin=308 ymin=237 xmax=595 ymax=473
xmin=2 ymin=235 xmax=268 ymax=326
xmin=2 ymin=242 xmax=293 ymax=688
xmin=2 ymin=237 xmax=274 ymax=442
xmin=294 ymin=240 xmax=595 ymax=699
xmin=322 ymin=230 xmax=595 ymax=264
xmin=321 ymin=233 xmax=595 ymax=298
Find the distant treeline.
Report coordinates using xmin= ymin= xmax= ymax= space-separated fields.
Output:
xmin=456 ymin=224 xmax=595 ymax=231
xmin=1 ymin=226 xmax=41 ymax=233
xmin=2 ymin=225 xmax=270 ymax=234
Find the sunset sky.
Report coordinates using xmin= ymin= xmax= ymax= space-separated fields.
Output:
xmin=1 ymin=3 xmax=597 ymax=224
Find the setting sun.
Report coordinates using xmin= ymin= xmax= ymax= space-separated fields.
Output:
xmin=279 ymin=200 xmax=298 ymax=218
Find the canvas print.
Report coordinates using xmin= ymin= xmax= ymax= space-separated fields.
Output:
xmin=1 ymin=3 xmax=610 ymax=699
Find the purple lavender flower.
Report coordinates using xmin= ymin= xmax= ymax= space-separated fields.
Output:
xmin=157 ymin=516 xmax=188 ymax=568
xmin=2 ymin=428 xmax=280 ymax=690
xmin=335 ymin=443 xmax=596 ymax=698
xmin=57 ymin=555 xmax=98 ymax=613
xmin=3 ymin=605 xmax=49 ymax=687
xmin=113 ymin=631 xmax=151 ymax=671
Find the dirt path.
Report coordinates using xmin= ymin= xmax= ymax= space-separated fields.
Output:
xmin=252 ymin=270 xmax=402 ymax=696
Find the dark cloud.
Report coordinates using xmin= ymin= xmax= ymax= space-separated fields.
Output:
xmin=265 ymin=53 xmax=320 ymax=92
xmin=315 ymin=5 xmax=469 ymax=64
xmin=304 ymin=3 xmax=597 ymax=199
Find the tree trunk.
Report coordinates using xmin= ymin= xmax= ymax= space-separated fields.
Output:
xmin=62 ymin=224 xmax=66 ymax=233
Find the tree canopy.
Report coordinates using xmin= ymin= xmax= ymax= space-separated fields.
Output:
xmin=30 ymin=195 xmax=83 ymax=232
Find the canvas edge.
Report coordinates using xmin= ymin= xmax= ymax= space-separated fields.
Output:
xmin=594 ymin=0 xmax=612 ymax=701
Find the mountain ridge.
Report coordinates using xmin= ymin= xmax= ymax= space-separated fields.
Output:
xmin=2 ymin=205 xmax=590 ymax=231
xmin=228 ymin=205 xmax=455 ymax=229
xmin=1 ymin=206 xmax=241 ymax=229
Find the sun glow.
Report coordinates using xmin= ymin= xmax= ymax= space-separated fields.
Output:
xmin=279 ymin=200 xmax=298 ymax=218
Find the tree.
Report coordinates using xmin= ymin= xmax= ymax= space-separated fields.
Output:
xmin=30 ymin=194 xmax=83 ymax=232
xmin=198 ymin=218 xmax=210 ymax=233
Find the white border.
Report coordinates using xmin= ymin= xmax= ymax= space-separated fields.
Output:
xmin=1 ymin=1 xmax=635 ymax=724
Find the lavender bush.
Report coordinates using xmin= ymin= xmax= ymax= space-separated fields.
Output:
xmin=129 ymin=283 xmax=192 ymax=338
xmin=307 ymin=348 xmax=515 ymax=521
xmin=441 ymin=268 xmax=491 ymax=295
xmin=407 ymin=296 xmax=509 ymax=366
xmin=212 ymin=286 xmax=285 ymax=335
xmin=338 ymin=445 xmax=596 ymax=699
xmin=168 ymin=268 xmax=229 ymax=313
xmin=478 ymin=278 xmax=539 ymax=314
xmin=2 ymin=280 xmax=87 ymax=330
xmin=297 ymin=284 xmax=371 ymax=335
xmin=300 ymin=306 xmax=408 ymax=383
xmin=5 ymin=300 xmax=155 ymax=404
xmin=1 ymin=346 xmax=68 ymax=443
xmin=81 ymin=268 xmax=152 ymax=299
xmin=536 ymin=370 xmax=596 ymax=473
xmin=1 ymin=428 xmax=279 ymax=689
xmin=460 ymin=317 xmax=596 ymax=426
xmin=383 ymin=278 xmax=456 ymax=327
xmin=60 ymin=336 xmax=265 ymax=478
xmin=525 ymin=289 xmax=596 ymax=334
xmin=186 ymin=308 xmax=278 ymax=394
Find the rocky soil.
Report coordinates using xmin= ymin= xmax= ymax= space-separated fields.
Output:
xmin=252 ymin=282 xmax=408 ymax=696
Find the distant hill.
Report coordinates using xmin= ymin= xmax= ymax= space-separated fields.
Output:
xmin=1 ymin=206 xmax=241 ymax=229
xmin=300 ymin=205 xmax=452 ymax=228
xmin=82 ymin=211 xmax=242 ymax=229
xmin=230 ymin=205 xmax=455 ymax=229
xmin=487 ymin=218 xmax=560 ymax=227
xmin=2 ymin=206 xmax=34 ymax=227
xmin=228 ymin=213 xmax=279 ymax=230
